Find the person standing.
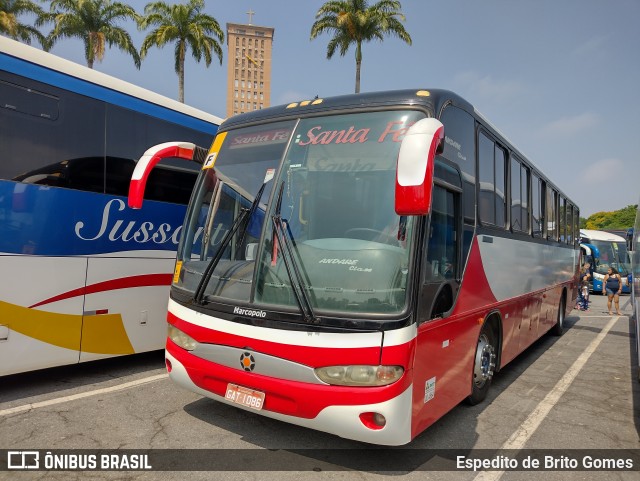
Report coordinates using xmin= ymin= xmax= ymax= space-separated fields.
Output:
xmin=576 ymin=262 xmax=591 ymax=311
xmin=602 ymin=267 xmax=623 ymax=315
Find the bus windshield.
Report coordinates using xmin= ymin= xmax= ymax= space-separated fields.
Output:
xmin=174 ymin=110 xmax=426 ymax=319
xmin=592 ymin=240 xmax=630 ymax=275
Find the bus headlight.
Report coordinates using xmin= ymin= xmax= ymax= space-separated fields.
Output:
xmin=168 ymin=324 xmax=197 ymax=351
xmin=315 ymin=365 xmax=403 ymax=386
xmin=592 ymin=272 xmax=604 ymax=281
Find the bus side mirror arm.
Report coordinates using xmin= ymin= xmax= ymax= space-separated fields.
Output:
xmin=127 ymin=141 xmax=209 ymax=209
xmin=395 ymin=118 xmax=444 ymax=216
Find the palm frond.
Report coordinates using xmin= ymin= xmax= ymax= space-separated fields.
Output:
xmin=310 ymin=0 xmax=412 ymax=92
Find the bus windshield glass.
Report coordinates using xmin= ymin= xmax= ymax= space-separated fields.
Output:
xmin=592 ymin=240 xmax=630 ymax=276
xmin=174 ymin=110 xmax=426 ymax=319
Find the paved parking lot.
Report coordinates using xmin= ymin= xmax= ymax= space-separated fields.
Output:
xmin=0 ymin=293 xmax=638 ymax=480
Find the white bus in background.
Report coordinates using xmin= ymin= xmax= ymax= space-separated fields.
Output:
xmin=0 ymin=37 xmax=222 ymax=375
xmin=579 ymin=229 xmax=631 ymax=294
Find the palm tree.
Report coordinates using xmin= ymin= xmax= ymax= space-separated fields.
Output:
xmin=1 ymin=0 xmax=48 ymax=48
xmin=139 ymin=0 xmax=224 ymax=103
xmin=310 ymin=0 xmax=412 ymax=93
xmin=46 ymin=0 xmax=141 ymax=69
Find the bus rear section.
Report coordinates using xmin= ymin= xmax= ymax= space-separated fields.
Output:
xmin=130 ymin=90 xmax=579 ymax=445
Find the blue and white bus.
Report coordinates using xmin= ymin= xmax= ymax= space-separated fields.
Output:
xmin=0 ymin=36 xmax=222 ymax=375
xmin=579 ymin=229 xmax=631 ymax=294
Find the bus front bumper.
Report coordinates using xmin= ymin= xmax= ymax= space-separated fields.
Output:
xmin=165 ymin=349 xmax=413 ymax=446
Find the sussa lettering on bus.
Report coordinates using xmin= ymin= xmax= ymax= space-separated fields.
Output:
xmin=74 ymin=199 xmax=205 ymax=245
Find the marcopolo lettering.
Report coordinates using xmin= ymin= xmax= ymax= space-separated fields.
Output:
xmin=233 ymin=306 xmax=267 ymax=318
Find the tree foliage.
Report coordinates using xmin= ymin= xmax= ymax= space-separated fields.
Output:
xmin=1 ymin=0 xmax=48 ymax=48
xmin=310 ymin=0 xmax=411 ymax=93
xmin=46 ymin=0 xmax=141 ymax=69
xmin=584 ymin=205 xmax=637 ymax=230
xmin=139 ymin=0 xmax=224 ymax=103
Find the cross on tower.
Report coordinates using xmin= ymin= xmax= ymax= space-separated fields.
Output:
xmin=246 ymin=9 xmax=255 ymax=24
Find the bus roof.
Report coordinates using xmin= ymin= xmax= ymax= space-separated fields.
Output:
xmin=0 ymin=36 xmax=224 ymax=128
xmin=222 ymin=88 xmax=470 ymax=129
xmin=580 ymin=229 xmax=626 ymax=242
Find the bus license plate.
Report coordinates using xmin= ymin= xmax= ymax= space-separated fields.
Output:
xmin=225 ymin=383 xmax=265 ymax=411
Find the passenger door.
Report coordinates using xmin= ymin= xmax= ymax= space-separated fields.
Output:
xmin=420 ymin=184 xmax=461 ymax=319
xmin=413 ymin=184 xmax=470 ymax=433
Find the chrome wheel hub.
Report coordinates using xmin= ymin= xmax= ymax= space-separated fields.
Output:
xmin=474 ymin=334 xmax=496 ymax=388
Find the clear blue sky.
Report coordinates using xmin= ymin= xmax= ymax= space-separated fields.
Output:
xmin=43 ymin=0 xmax=640 ymax=218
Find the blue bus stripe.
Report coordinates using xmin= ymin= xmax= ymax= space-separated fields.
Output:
xmin=0 ymin=53 xmax=218 ymax=134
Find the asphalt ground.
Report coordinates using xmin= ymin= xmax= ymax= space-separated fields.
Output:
xmin=0 ymin=293 xmax=638 ymax=480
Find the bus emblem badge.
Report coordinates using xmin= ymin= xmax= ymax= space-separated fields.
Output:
xmin=240 ymin=352 xmax=256 ymax=371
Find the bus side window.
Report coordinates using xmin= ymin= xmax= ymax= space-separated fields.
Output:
xmin=478 ymin=133 xmax=494 ymax=225
xmin=546 ymin=187 xmax=558 ymax=241
xmin=0 ymin=79 xmax=59 ymax=120
xmin=478 ymin=132 xmax=507 ymax=227
xmin=439 ymin=106 xmax=475 ymax=220
xmin=532 ymin=173 xmax=542 ymax=237
xmin=478 ymin=132 xmax=506 ymax=228
xmin=439 ymin=106 xmax=476 ymax=271
xmin=105 ymin=156 xmax=135 ymax=196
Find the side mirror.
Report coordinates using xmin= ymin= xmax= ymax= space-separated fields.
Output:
xmin=395 ymin=118 xmax=444 ymax=215
xmin=128 ymin=141 xmax=209 ymax=209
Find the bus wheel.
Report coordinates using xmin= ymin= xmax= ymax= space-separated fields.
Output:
xmin=467 ymin=322 xmax=497 ymax=405
xmin=551 ymin=295 xmax=566 ymax=336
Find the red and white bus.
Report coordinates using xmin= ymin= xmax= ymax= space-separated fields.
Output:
xmin=130 ymin=89 xmax=580 ymax=445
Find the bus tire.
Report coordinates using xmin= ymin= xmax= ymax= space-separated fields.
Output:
xmin=466 ymin=321 xmax=497 ymax=405
xmin=551 ymin=294 xmax=566 ymax=336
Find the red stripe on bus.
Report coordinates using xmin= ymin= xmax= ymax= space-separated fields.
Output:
xmin=29 ymin=273 xmax=173 ymax=308
xmin=168 ymin=312 xmax=386 ymax=368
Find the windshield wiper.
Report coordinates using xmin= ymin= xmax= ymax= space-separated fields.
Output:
xmin=193 ymin=181 xmax=268 ymax=305
xmin=271 ymin=181 xmax=319 ymax=324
